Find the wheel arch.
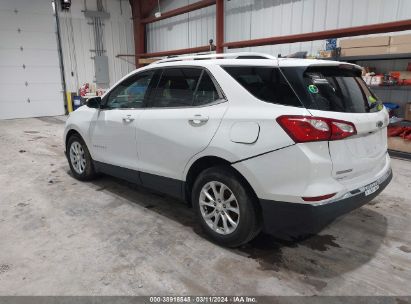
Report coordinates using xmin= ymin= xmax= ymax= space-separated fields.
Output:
xmin=184 ymin=155 xmax=259 ymax=208
xmin=65 ymin=128 xmax=92 ymax=159
xmin=65 ymin=129 xmax=83 ymax=150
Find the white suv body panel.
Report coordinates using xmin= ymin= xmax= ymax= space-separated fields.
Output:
xmin=136 ymin=101 xmax=228 ymax=180
xmin=65 ymin=53 xmax=392 ymax=238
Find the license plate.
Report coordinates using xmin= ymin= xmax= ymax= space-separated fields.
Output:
xmin=359 ymin=169 xmax=390 ymax=197
xmin=365 ymin=184 xmax=379 ymax=196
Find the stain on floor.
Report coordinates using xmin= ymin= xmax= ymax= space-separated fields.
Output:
xmin=301 ymin=234 xmax=341 ymax=252
xmin=399 ymin=245 xmax=411 ymax=253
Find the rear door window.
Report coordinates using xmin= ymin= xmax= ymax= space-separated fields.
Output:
xmin=149 ymin=68 xmax=202 ymax=107
xmin=222 ymin=66 xmax=302 ymax=107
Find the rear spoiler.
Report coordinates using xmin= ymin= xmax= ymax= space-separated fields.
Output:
xmin=304 ymin=64 xmax=363 ymax=77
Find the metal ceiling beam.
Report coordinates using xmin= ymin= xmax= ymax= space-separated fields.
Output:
xmin=223 ymin=19 xmax=411 ymax=49
xmin=141 ymin=0 xmax=216 ymax=24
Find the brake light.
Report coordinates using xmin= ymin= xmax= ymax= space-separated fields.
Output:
xmin=276 ymin=115 xmax=356 ymax=143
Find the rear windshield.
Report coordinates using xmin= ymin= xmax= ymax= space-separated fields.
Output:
xmin=222 ymin=66 xmax=302 ymax=107
xmin=281 ymin=66 xmax=383 ymax=113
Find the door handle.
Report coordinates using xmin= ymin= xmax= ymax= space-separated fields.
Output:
xmin=122 ymin=115 xmax=135 ymax=123
xmin=189 ymin=114 xmax=209 ymax=125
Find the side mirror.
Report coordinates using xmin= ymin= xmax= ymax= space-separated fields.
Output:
xmin=86 ymin=96 xmax=101 ymax=109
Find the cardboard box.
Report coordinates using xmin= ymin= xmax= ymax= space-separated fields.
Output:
xmin=406 ymin=103 xmax=411 ymax=121
xmin=318 ymin=50 xmax=336 ymax=58
xmin=388 ymin=136 xmax=411 ymax=153
xmin=340 ymin=46 xmax=389 ymax=57
xmin=390 ymin=34 xmax=411 ymax=45
xmin=340 ymin=36 xmax=390 ymax=48
xmin=389 ymin=44 xmax=411 ymax=54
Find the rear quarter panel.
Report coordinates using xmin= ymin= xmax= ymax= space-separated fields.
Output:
xmin=183 ymin=64 xmax=312 ymax=180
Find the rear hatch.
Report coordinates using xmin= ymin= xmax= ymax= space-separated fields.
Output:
xmin=281 ymin=63 xmax=389 ymax=184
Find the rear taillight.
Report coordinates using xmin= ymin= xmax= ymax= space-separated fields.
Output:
xmin=276 ymin=115 xmax=356 ymax=143
xmin=302 ymin=193 xmax=336 ymax=202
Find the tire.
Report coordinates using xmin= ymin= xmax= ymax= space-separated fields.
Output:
xmin=192 ymin=166 xmax=262 ymax=247
xmin=67 ymin=134 xmax=96 ymax=181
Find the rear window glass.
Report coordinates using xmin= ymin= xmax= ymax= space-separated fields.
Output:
xmin=222 ymin=66 xmax=302 ymax=107
xmin=281 ymin=66 xmax=383 ymax=113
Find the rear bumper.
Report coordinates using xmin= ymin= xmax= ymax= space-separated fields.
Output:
xmin=259 ymin=168 xmax=392 ymax=240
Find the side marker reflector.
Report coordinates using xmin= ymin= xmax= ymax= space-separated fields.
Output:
xmin=302 ymin=193 xmax=336 ymax=202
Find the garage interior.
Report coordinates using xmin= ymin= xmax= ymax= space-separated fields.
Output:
xmin=1 ymin=0 xmax=411 ymax=299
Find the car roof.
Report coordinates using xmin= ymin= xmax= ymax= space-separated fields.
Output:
xmin=143 ymin=52 xmax=360 ymax=69
xmin=103 ymin=53 xmax=361 ymax=99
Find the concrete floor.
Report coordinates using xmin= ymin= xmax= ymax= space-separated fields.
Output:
xmin=0 ymin=116 xmax=410 ymax=296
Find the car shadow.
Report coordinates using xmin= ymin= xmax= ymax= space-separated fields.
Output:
xmin=236 ymin=206 xmax=387 ymax=278
xmin=82 ymin=172 xmax=387 ymax=279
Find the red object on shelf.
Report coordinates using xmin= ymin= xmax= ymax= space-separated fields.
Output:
xmin=79 ymin=83 xmax=89 ymax=97
xmin=400 ymin=128 xmax=411 ymax=139
xmin=388 ymin=126 xmax=405 ymax=137
xmin=404 ymin=132 xmax=411 ymax=140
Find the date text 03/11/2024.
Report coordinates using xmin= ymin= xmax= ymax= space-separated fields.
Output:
xmin=148 ymin=296 xmax=257 ymax=303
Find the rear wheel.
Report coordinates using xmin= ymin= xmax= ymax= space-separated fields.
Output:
xmin=192 ymin=166 xmax=261 ymax=247
xmin=67 ymin=134 xmax=96 ymax=181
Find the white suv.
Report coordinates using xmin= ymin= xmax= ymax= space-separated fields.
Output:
xmin=64 ymin=52 xmax=392 ymax=247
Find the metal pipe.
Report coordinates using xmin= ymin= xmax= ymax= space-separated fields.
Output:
xmin=141 ymin=0 xmax=216 ymax=24
xmin=223 ymin=19 xmax=411 ymax=49
xmin=137 ymin=45 xmax=211 ymax=58
xmin=53 ymin=0 xmax=68 ymax=113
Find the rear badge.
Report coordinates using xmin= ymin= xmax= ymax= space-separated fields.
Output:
xmin=376 ymin=121 xmax=383 ymax=128
xmin=308 ymin=85 xmax=319 ymax=94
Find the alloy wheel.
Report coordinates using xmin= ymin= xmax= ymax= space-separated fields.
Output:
xmin=69 ymin=141 xmax=86 ymax=174
xmin=199 ymin=181 xmax=240 ymax=235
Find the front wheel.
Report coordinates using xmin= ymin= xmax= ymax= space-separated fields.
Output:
xmin=192 ymin=166 xmax=261 ymax=247
xmin=67 ymin=134 xmax=96 ymax=181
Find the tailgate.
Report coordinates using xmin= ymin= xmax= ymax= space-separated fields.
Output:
xmin=311 ymin=109 xmax=389 ymax=183
xmin=280 ymin=63 xmax=390 ymax=184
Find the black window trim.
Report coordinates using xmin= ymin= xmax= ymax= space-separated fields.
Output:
xmin=100 ymin=65 xmax=227 ymax=110
xmin=144 ymin=65 xmax=227 ymax=110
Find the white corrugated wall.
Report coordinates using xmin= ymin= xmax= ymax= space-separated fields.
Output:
xmin=59 ymin=0 xmax=135 ymax=92
xmin=146 ymin=0 xmax=411 ymax=56
xmin=147 ymin=0 xmax=216 ymax=53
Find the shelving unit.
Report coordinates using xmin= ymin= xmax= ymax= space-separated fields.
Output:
xmin=370 ymin=86 xmax=411 ymax=91
xmin=337 ymin=53 xmax=411 ymax=62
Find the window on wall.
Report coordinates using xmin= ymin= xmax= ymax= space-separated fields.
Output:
xmin=105 ymin=71 xmax=154 ymax=109
xmin=149 ymin=68 xmax=220 ymax=108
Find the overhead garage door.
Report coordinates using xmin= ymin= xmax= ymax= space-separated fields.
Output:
xmin=0 ymin=0 xmax=65 ymax=119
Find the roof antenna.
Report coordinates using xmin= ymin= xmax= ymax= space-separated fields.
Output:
xmin=209 ymin=39 xmax=215 ymax=51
